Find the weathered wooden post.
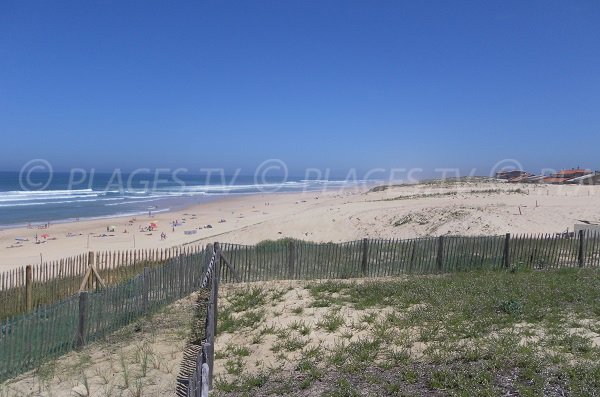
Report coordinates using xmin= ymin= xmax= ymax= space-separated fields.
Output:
xmin=25 ymin=265 xmax=33 ymax=312
xmin=203 ymin=341 xmax=213 ymax=391
xmin=201 ymin=362 xmax=210 ymax=397
xmin=76 ymin=291 xmax=88 ymax=348
xmin=142 ymin=267 xmax=150 ymax=313
xmin=287 ymin=240 xmax=295 ymax=279
xmin=87 ymin=251 xmax=95 ymax=290
xmin=503 ymin=233 xmax=511 ymax=268
xmin=192 ymin=345 xmax=202 ymax=397
xmin=437 ymin=236 xmax=444 ymax=271
xmin=578 ymin=230 xmax=585 ymax=267
xmin=361 ymin=238 xmax=369 ymax=276
xmin=203 ymin=289 xmax=215 ymax=391
xmin=212 ymin=242 xmax=220 ymax=337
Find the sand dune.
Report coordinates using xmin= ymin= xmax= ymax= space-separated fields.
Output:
xmin=1 ymin=181 xmax=599 ymax=271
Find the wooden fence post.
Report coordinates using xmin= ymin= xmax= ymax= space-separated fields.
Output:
xmin=201 ymin=362 xmax=209 ymax=397
xmin=204 ymin=244 xmax=214 ymax=285
xmin=361 ymin=238 xmax=369 ymax=276
xmin=437 ymin=236 xmax=444 ymax=271
xmin=287 ymin=240 xmax=295 ymax=279
xmin=142 ymin=267 xmax=150 ymax=313
xmin=87 ymin=251 xmax=95 ymax=290
xmin=503 ymin=233 xmax=511 ymax=268
xmin=578 ymin=230 xmax=585 ymax=267
xmin=212 ymin=242 xmax=221 ymax=337
xmin=26 ymin=265 xmax=33 ymax=312
xmin=193 ymin=346 xmax=202 ymax=397
xmin=203 ymin=341 xmax=213 ymax=391
xmin=76 ymin=291 xmax=88 ymax=348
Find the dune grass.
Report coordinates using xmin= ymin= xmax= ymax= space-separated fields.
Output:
xmin=214 ymin=267 xmax=600 ymax=396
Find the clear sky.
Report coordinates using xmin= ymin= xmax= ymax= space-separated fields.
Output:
xmin=1 ymin=1 xmax=599 ymax=176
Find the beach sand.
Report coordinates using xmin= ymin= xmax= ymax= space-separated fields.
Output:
xmin=2 ymin=180 xmax=600 ymax=394
xmin=1 ymin=181 xmax=599 ymax=271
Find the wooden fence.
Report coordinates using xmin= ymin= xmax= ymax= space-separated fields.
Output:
xmin=0 ymin=247 xmax=211 ymax=382
xmin=2 ymin=233 xmax=600 ymax=385
xmin=177 ymin=243 xmax=221 ymax=397
xmin=0 ymin=245 xmax=204 ymax=320
xmin=216 ymin=232 xmax=600 ymax=283
xmin=174 ymin=232 xmax=600 ymax=397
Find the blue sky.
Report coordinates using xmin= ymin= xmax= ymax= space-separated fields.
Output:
xmin=1 ymin=0 xmax=599 ymax=176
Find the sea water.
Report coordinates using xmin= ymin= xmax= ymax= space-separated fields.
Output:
xmin=0 ymin=172 xmax=372 ymax=227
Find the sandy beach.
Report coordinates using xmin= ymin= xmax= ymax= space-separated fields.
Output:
xmin=1 ymin=180 xmax=599 ymax=271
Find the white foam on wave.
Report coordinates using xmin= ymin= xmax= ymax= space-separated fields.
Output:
xmin=0 ymin=208 xmax=173 ymax=229
xmin=0 ymin=194 xmax=102 ymax=203
xmin=0 ymin=196 xmax=126 ymax=207
xmin=105 ymin=198 xmax=167 ymax=206
xmin=0 ymin=188 xmax=95 ymax=197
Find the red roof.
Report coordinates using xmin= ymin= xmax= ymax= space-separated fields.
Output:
xmin=557 ymin=169 xmax=591 ymax=176
xmin=543 ymin=177 xmax=570 ymax=183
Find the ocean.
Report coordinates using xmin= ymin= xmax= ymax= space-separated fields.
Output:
xmin=0 ymin=171 xmax=372 ymax=227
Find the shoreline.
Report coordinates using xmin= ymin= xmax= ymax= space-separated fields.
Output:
xmin=0 ymin=188 xmax=352 ymax=231
xmin=0 ymin=187 xmax=366 ymax=270
xmin=0 ymin=184 xmax=377 ymax=230
xmin=1 ymin=181 xmax=599 ymax=271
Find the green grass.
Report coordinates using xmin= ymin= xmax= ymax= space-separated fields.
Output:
xmin=289 ymin=320 xmax=311 ymax=336
xmin=218 ymin=309 xmax=266 ymax=334
xmin=225 ymin=286 xmax=267 ymax=313
xmin=378 ymin=188 xmax=525 ymax=203
xmin=316 ymin=310 xmax=345 ymax=333
xmin=217 ymin=285 xmax=272 ymax=334
xmin=214 ymin=268 xmax=600 ymax=396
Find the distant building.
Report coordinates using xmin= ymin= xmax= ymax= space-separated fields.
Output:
xmin=507 ymin=174 xmax=535 ymax=183
xmin=543 ymin=177 xmax=571 ymax=184
xmin=495 ymin=170 xmax=529 ymax=180
xmin=494 ymin=168 xmax=598 ymax=185
xmin=523 ymin=175 xmax=546 ymax=183
xmin=566 ymin=172 xmax=600 ymax=185
xmin=543 ymin=168 xmax=592 ymax=184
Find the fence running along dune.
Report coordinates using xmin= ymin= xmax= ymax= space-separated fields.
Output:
xmin=0 ymin=245 xmax=204 ymax=320
xmin=217 ymin=232 xmax=600 ymax=283
xmin=2 ymin=233 xmax=600 ymax=320
xmin=178 ymin=233 xmax=600 ymax=396
xmin=2 ymin=233 xmax=600 ymax=385
xmin=0 ymin=247 xmax=211 ymax=382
